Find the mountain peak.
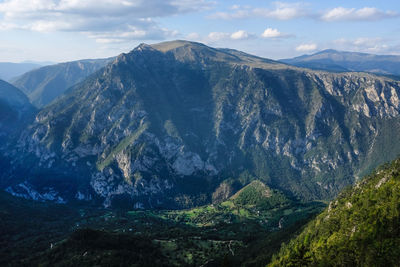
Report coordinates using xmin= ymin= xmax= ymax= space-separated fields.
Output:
xmin=150 ymin=40 xmax=206 ymax=52
xmin=134 ymin=43 xmax=154 ymax=51
xmin=316 ymin=49 xmax=339 ymax=54
xmin=129 ymin=40 xmax=207 ymax=55
xmin=126 ymin=40 xmax=287 ymax=70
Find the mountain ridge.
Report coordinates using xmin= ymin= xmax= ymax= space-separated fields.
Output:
xmin=281 ymin=49 xmax=400 ymax=75
xmin=0 ymin=62 xmax=42 ymax=81
xmin=12 ymin=57 xmax=115 ymax=107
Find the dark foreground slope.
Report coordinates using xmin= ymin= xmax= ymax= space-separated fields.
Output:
xmin=0 ymin=190 xmax=78 ymax=266
xmin=268 ymin=157 xmax=400 ymax=267
xmin=12 ymin=58 xmax=113 ymax=107
xmin=0 ymin=80 xmax=36 ymax=188
xmin=4 ymin=40 xmax=400 ymax=209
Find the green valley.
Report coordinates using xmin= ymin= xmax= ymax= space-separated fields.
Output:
xmin=0 ymin=181 xmax=324 ymax=266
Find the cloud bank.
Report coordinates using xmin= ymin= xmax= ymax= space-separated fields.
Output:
xmin=261 ymin=28 xmax=292 ymax=38
xmin=210 ymin=2 xmax=398 ymax=22
xmin=296 ymin=43 xmax=317 ymax=52
xmin=210 ymin=2 xmax=309 ymax=20
xmin=321 ymin=7 xmax=398 ymax=22
xmin=0 ymin=0 xmax=212 ymax=43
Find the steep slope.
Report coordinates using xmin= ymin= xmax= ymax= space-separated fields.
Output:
xmin=0 ymin=62 xmax=41 ymax=81
xmin=0 ymin=79 xmax=31 ymax=107
xmin=0 ymin=79 xmax=36 ymax=190
xmin=0 ymin=79 xmax=35 ymax=140
xmin=281 ymin=49 xmax=400 ymax=76
xmin=5 ymin=40 xmax=400 ymax=209
xmin=268 ymin=157 xmax=400 ymax=267
xmin=12 ymin=58 xmax=114 ymax=107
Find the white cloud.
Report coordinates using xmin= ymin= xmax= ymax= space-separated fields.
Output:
xmin=262 ymin=28 xmax=281 ymax=38
xmin=210 ymin=2 xmax=309 ymax=20
xmin=210 ymin=3 xmax=398 ymax=23
xmin=331 ymin=37 xmax=400 ymax=55
xmin=296 ymin=43 xmax=317 ymax=52
xmin=321 ymin=7 xmax=398 ymax=21
xmin=333 ymin=37 xmax=392 ymax=53
xmin=209 ymin=10 xmax=251 ymax=20
xmin=208 ymin=32 xmax=230 ymax=41
xmin=231 ymin=30 xmax=249 ymax=40
xmin=261 ymin=27 xmax=292 ymax=38
xmin=0 ymin=0 xmax=212 ymax=20
xmin=186 ymin=32 xmax=201 ymax=40
xmin=253 ymin=2 xmax=307 ymax=20
xmin=207 ymin=30 xmax=254 ymax=42
xmin=0 ymin=0 xmax=212 ymax=43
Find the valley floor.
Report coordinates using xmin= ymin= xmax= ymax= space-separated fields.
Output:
xmin=0 ymin=189 xmax=324 ymax=266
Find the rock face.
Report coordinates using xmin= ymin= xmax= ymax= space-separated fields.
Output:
xmin=12 ymin=58 xmax=114 ymax=108
xmin=3 ymin=41 xmax=400 ymax=208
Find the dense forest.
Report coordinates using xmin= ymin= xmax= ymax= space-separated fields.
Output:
xmin=269 ymin=157 xmax=400 ymax=266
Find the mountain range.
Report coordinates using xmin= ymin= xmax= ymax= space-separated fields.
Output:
xmin=2 ymin=40 xmax=400 ymax=266
xmin=280 ymin=49 xmax=400 ymax=77
xmin=0 ymin=62 xmax=42 ymax=82
xmin=2 ymin=40 xmax=400 ymax=210
xmin=11 ymin=58 xmax=114 ymax=107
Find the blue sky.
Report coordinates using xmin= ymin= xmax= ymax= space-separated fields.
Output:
xmin=0 ymin=0 xmax=399 ymax=62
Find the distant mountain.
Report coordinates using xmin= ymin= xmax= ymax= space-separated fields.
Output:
xmin=3 ymin=40 xmax=400 ymax=209
xmin=0 ymin=62 xmax=41 ymax=81
xmin=12 ymin=58 xmax=114 ymax=107
xmin=281 ymin=49 xmax=400 ymax=76
xmin=268 ymin=157 xmax=400 ymax=266
xmin=21 ymin=60 xmax=56 ymax=66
